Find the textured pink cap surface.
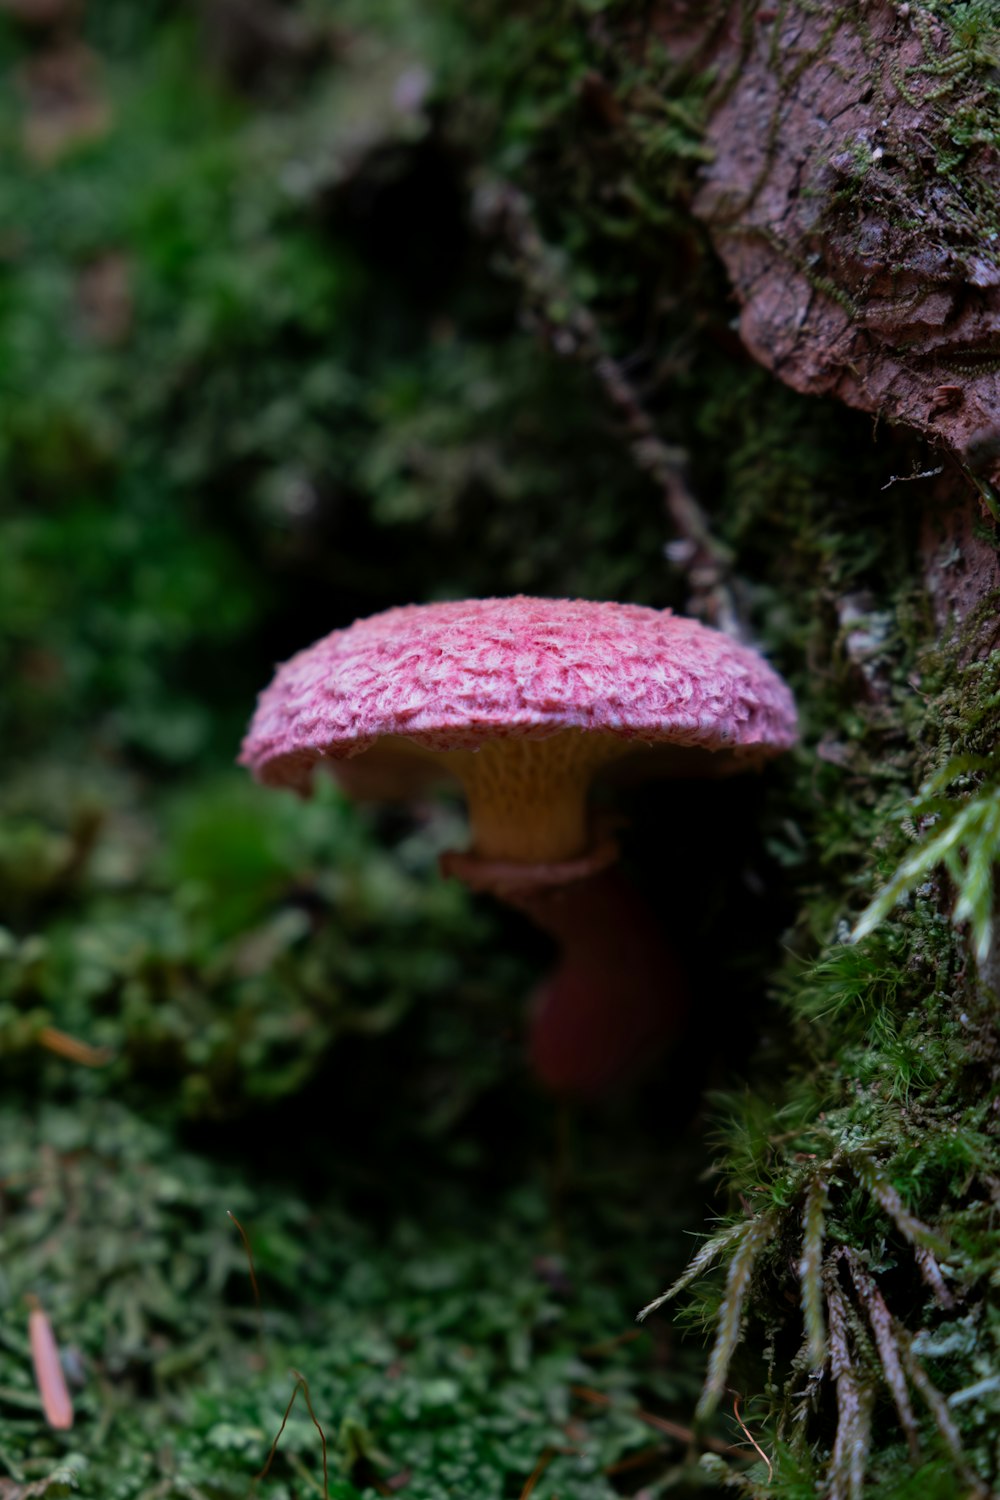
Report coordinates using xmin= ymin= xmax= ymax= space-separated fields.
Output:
xmin=240 ymin=597 xmax=797 ymax=791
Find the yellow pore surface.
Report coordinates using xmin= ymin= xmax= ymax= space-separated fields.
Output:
xmin=436 ymin=729 xmax=626 ymax=864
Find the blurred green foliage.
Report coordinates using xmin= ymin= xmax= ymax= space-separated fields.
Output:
xmin=0 ymin=6 xmax=674 ymax=773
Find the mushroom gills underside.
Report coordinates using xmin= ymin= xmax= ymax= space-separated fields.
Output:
xmin=325 ymin=731 xmax=753 ymax=865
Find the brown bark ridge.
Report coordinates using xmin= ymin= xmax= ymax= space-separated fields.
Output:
xmin=670 ymin=1 xmax=1000 ymax=492
xmin=921 ymin=480 xmax=1000 ymax=646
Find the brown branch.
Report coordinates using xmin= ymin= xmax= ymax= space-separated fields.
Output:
xmin=568 ymin=1383 xmax=757 ymax=1463
xmin=472 ymin=177 xmax=743 ymax=637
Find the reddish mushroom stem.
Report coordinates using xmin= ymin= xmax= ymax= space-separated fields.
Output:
xmin=511 ymin=867 xmax=687 ymax=1098
xmin=443 ymin=844 xmax=686 ymax=1098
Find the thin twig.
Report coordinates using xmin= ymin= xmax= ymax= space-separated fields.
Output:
xmin=36 ymin=1025 xmax=112 ymax=1068
xmin=881 ymin=466 xmax=943 ymax=490
xmin=519 ymin=1447 xmax=555 ymax=1499
xmin=253 ymin=1371 xmax=329 ymax=1500
xmin=569 ymin=1384 xmax=757 ymax=1462
xmin=603 ymin=1442 xmax=669 ymax=1476
xmin=579 ymin=1328 xmax=641 ymax=1359
xmin=729 ymin=1391 xmax=773 ymax=1482
xmin=472 ymin=178 xmax=743 ymax=637
xmin=227 ymin=1209 xmax=264 ymax=1353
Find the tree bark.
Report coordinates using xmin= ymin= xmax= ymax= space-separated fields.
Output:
xmin=675 ymin=2 xmax=1000 ymax=485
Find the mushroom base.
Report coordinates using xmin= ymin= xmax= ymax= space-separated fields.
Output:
xmin=443 ymin=844 xmax=687 ymax=1099
xmin=510 ymin=867 xmax=687 ymax=1098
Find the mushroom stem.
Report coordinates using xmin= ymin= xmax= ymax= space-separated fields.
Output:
xmin=446 ymin=732 xmax=624 ymax=864
xmin=456 ymin=858 xmax=687 ymax=1098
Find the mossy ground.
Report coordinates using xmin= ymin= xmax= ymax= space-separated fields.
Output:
xmin=0 ymin=3 xmax=997 ymax=1497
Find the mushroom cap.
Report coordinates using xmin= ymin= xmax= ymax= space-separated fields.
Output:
xmin=239 ymin=597 xmax=797 ymax=793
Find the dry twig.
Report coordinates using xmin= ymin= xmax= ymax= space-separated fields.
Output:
xmin=472 ymin=178 xmax=743 ymax=637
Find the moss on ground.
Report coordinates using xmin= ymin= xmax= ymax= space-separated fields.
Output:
xmin=0 ymin=1096 xmax=714 ymax=1500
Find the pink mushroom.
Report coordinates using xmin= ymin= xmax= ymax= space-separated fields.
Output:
xmin=240 ymin=598 xmax=797 ymax=1096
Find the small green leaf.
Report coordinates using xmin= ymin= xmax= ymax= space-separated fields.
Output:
xmin=852 ymin=776 xmax=1000 ymax=965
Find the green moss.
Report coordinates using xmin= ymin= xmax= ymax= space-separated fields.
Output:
xmin=0 ymin=1099 xmax=705 ymax=1500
